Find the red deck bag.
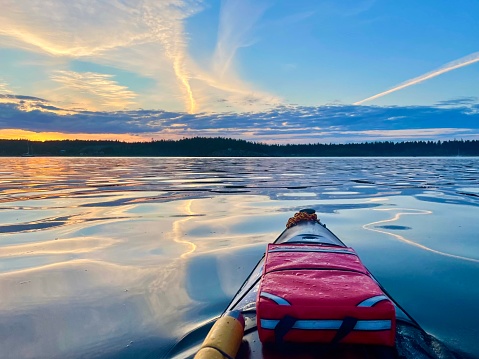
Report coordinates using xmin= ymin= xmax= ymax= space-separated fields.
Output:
xmin=256 ymin=243 xmax=396 ymax=346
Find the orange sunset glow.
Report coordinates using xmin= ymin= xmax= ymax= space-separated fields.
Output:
xmin=0 ymin=129 xmax=148 ymax=142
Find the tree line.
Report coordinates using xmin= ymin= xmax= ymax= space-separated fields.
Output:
xmin=1 ymin=137 xmax=478 ymax=157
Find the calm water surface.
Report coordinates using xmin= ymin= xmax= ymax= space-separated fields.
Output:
xmin=0 ymin=157 xmax=478 ymax=358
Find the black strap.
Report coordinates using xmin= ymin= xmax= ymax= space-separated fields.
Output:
xmin=200 ymin=345 xmax=235 ymax=359
xmin=330 ymin=316 xmax=358 ymax=345
xmin=274 ymin=315 xmax=358 ymax=346
xmin=274 ymin=315 xmax=297 ymax=343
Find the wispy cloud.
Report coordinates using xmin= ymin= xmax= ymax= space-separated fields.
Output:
xmin=0 ymin=1 xmax=203 ymax=113
xmin=187 ymin=0 xmax=283 ymax=112
xmin=0 ymin=80 xmax=12 ymax=94
xmin=435 ymin=97 xmax=479 ymax=107
xmin=140 ymin=1 xmax=203 ymax=113
xmin=50 ymin=71 xmax=137 ymax=110
xmin=0 ymin=0 xmax=283 ymax=114
xmin=213 ymin=0 xmax=270 ymax=78
xmin=355 ymin=51 xmax=479 ymax=105
xmin=0 ymin=1 xmax=155 ymax=56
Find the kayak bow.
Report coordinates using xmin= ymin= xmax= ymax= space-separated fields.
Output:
xmin=168 ymin=209 xmax=471 ymax=359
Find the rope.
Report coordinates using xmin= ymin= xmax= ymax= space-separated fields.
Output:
xmin=286 ymin=211 xmax=318 ymax=228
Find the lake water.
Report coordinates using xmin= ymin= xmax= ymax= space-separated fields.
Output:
xmin=0 ymin=157 xmax=478 ymax=358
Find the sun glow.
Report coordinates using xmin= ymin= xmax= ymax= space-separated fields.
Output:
xmin=0 ymin=129 xmax=149 ymax=142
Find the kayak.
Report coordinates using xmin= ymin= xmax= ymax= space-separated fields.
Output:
xmin=168 ymin=210 xmax=471 ymax=359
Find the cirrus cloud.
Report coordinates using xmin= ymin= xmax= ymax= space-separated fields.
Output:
xmin=50 ymin=71 xmax=138 ymax=110
xmin=0 ymin=0 xmax=282 ymax=114
xmin=0 ymin=80 xmax=12 ymax=94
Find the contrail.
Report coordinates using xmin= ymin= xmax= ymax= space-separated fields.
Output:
xmin=141 ymin=2 xmax=199 ymax=114
xmin=174 ymin=56 xmax=196 ymax=113
xmin=354 ymin=51 xmax=479 ymax=105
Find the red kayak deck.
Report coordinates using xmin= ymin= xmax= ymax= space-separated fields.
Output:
xmin=256 ymin=244 xmax=396 ymax=346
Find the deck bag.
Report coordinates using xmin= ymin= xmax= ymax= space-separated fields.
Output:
xmin=256 ymin=243 xmax=396 ymax=346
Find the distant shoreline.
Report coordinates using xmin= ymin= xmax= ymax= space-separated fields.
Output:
xmin=5 ymin=156 xmax=479 ymax=159
xmin=1 ymin=137 xmax=478 ymax=157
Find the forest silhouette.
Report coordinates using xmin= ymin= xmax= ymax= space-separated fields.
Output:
xmin=1 ymin=137 xmax=478 ymax=157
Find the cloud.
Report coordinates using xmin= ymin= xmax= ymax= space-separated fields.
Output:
xmin=355 ymin=51 xmax=479 ymax=105
xmin=0 ymin=1 xmax=202 ymax=57
xmin=1 ymin=96 xmax=478 ymax=143
xmin=0 ymin=80 xmax=12 ymax=94
xmin=187 ymin=0 xmax=283 ymax=113
xmin=213 ymin=0 xmax=270 ymax=78
xmin=50 ymin=71 xmax=137 ymax=110
xmin=0 ymin=1 xmax=203 ymax=113
xmin=338 ymin=128 xmax=472 ymax=138
xmin=139 ymin=1 xmax=203 ymax=113
xmin=435 ymin=97 xmax=479 ymax=107
xmin=0 ymin=94 xmax=75 ymax=115
xmin=0 ymin=0 xmax=283 ymax=114
xmin=0 ymin=1 xmax=150 ymax=56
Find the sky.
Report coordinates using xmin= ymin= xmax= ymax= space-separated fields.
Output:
xmin=0 ymin=0 xmax=478 ymax=144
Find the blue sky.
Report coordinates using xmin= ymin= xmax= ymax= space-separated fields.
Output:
xmin=0 ymin=0 xmax=478 ymax=143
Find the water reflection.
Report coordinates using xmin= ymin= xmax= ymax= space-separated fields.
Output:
xmin=171 ymin=200 xmax=197 ymax=258
xmin=363 ymin=208 xmax=479 ymax=264
xmin=0 ymin=157 xmax=478 ymax=358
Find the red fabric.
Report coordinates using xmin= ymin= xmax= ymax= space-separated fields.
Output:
xmin=256 ymin=243 xmax=396 ymax=346
xmin=264 ymin=244 xmax=369 ymax=275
